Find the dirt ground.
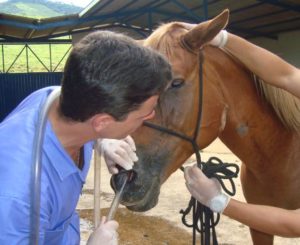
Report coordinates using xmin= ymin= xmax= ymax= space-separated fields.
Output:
xmin=77 ymin=139 xmax=300 ymax=245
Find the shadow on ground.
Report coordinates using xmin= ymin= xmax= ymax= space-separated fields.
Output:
xmin=79 ymin=208 xmax=193 ymax=245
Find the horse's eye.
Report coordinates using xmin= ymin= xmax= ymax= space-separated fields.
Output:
xmin=171 ymin=78 xmax=185 ymax=88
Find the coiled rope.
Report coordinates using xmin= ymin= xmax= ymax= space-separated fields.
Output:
xmin=180 ymin=157 xmax=239 ymax=245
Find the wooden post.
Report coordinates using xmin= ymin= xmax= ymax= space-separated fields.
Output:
xmin=93 ymin=142 xmax=102 ymax=228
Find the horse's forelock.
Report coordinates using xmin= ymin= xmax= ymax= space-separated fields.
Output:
xmin=145 ymin=22 xmax=188 ymax=58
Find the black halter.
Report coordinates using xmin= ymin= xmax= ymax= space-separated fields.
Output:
xmin=143 ymin=43 xmax=239 ymax=245
xmin=143 ymin=48 xmax=203 ymax=167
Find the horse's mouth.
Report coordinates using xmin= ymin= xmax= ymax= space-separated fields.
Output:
xmin=122 ymin=180 xmax=160 ymax=211
xmin=110 ymin=169 xmax=161 ymax=212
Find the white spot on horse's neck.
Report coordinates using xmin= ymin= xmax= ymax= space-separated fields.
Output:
xmin=218 ymin=104 xmax=249 ymax=137
xmin=219 ymin=105 xmax=229 ymax=132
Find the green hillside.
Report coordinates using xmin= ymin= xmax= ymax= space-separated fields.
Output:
xmin=3 ymin=2 xmax=59 ymax=18
xmin=0 ymin=0 xmax=83 ymax=18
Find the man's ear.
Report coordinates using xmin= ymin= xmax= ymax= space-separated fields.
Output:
xmin=91 ymin=113 xmax=115 ymax=133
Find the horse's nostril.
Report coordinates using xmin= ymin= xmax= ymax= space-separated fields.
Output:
xmin=110 ymin=168 xmax=137 ymax=192
xmin=127 ymin=169 xmax=137 ymax=183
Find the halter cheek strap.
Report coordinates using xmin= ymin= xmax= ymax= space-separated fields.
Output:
xmin=144 ymin=45 xmax=203 ymax=165
xmin=143 ymin=45 xmax=239 ymax=245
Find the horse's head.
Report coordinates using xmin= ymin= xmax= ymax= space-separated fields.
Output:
xmin=112 ymin=10 xmax=231 ymax=211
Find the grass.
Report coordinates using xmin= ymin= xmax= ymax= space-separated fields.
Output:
xmin=0 ymin=42 xmax=72 ymax=73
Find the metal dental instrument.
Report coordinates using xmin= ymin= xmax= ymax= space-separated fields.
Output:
xmin=30 ymin=87 xmax=61 ymax=245
xmin=107 ymin=174 xmax=129 ymax=221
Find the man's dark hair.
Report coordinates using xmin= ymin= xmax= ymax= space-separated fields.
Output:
xmin=59 ymin=31 xmax=172 ymax=122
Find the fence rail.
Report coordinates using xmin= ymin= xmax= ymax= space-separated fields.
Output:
xmin=0 ymin=42 xmax=71 ymax=73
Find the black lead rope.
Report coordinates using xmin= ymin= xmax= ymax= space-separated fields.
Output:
xmin=179 ymin=157 xmax=239 ymax=245
xmin=143 ymin=48 xmax=239 ymax=245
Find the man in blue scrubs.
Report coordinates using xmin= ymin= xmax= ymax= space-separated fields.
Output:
xmin=0 ymin=31 xmax=171 ymax=244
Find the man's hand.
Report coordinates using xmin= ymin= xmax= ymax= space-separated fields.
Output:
xmin=184 ymin=164 xmax=229 ymax=213
xmin=97 ymin=136 xmax=138 ymax=174
xmin=87 ymin=217 xmax=119 ymax=245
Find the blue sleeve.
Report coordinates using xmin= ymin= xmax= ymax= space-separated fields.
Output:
xmin=0 ymin=196 xmax=80 ymax=245
xmin=0 ymin=196 xmax=32 ymax=244
xmin=61 ymin=212 xmax=81 ymax=245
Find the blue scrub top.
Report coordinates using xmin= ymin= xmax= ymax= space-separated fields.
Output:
xmin=0 ymin=86 xmax=94 ymax=244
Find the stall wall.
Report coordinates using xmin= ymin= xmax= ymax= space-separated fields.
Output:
xmin=0 ymin=72 xmax=62 ymax=121
xmin=250 ymin=30 xmax=300 ymax=67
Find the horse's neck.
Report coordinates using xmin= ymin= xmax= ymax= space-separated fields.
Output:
xmin=210 ymin=49 xmax=298 ymax=168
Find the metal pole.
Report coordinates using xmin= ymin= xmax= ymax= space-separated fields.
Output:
xmin=26 ymin=44 xmax=29 ymax=73
xmin=203 ymin=0 xmax=208 ymax=20
xmin=49 ymin=44 xmax=52 ymax=72
xmin=1 ymin=44 xmax=4 ymax=73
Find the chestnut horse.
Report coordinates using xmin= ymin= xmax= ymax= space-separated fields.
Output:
xmin=113 ymin=10 xmax=300 ymax=244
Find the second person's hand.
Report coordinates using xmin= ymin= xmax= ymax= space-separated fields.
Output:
xmin=184 ymin=164 xmax=229 ymax=213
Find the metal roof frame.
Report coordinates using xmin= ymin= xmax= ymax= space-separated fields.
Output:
xmin=0 ymin=0 xmax=299 ymax=42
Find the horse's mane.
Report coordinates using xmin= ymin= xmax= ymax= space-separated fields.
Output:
xmin=147 ymin=22 xmax=300 ymax=132
xmin=225 ymin=48 xmax=300 ymax=132
xmin=254 ymin=76 xmax=300 ymax=131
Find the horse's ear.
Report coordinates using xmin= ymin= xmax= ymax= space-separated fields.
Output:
xmin=183 ymin=9 xmax=229 ymax=50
